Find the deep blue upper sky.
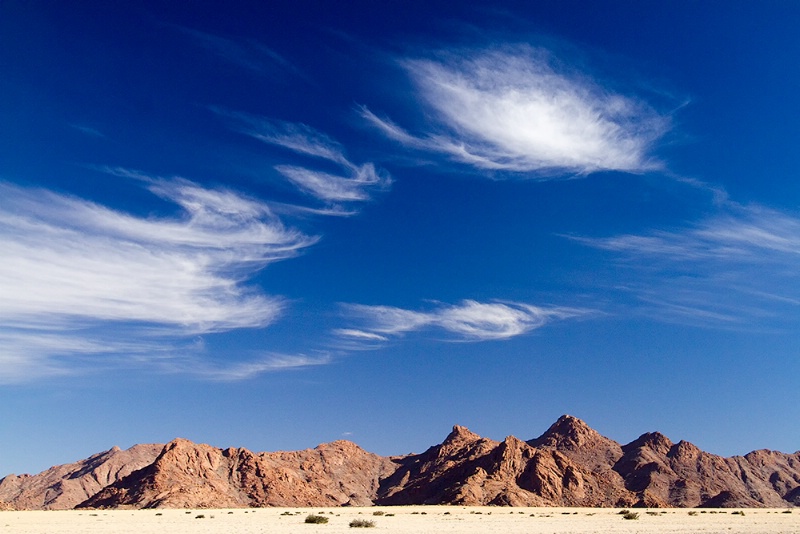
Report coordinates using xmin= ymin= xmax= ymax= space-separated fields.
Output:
xmin=2 ymin=1 xmax=800 ymax=476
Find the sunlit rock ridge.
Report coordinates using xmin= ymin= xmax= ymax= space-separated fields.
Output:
xmin=1 ymin=416 xmax=798 ymax=510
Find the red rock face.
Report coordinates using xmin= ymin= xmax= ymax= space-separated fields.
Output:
xmin=2 ymin=416 xmax=799 ymax=510
xmin=0 ymin=444 xmax=162 ymax=510
xmin=80 ymin=438 xmax=397 ymax=509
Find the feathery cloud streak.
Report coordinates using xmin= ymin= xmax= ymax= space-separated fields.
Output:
xmin=339 ymin=300 xmax=589 ymax=342
xmin=218 ymin=111 xmax=391 ymax=210
xmin=177 ymin=25 xmax=295 ymax=74
xmin=575 ymin=204 xmax=800 ymax=326
xmin=169 ymin=353 xmax=332 ymax=381
xmin=0 ymin=177 xmax=315 ymax=383
xmin=363 ymin=45 xmax=670 ymax=175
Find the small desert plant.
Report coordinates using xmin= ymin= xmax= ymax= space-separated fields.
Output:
xmin=618 ymin=509 xmax=630 ymax=515
xmin=622 ymin=511 xmax=639 ymax=520
xmin=349 ymin=519 xmax=375 ymax=528
xmin=783 ymin=509 xmax=793 ymax=514
xmin=688 ymin=511 xmax=698 ymax=516
xmin=646 ymin=511 xmax=659 ymax=516
xmin=305 ymin=514 xmax=329 ymax=524
xmin=385 ymin=513 xmax=394 ymax=516
xmin=195 ymin=514 xmax=205 ymax=519
xmin=372 ymin=511 xmax=384 ymax=516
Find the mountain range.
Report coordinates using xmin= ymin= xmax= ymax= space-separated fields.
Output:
xmin=1 ymin=416 xmax=798 ymax=510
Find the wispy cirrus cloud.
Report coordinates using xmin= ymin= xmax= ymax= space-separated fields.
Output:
xmin=363 ymin=45 xmax=670 ymax=176
xmin=274 ymin=163 xmax=387 ymax=203
xmin=0 ymin=174 xmax=316 ymax=383
xmin=70 ymin=124 xmax=105 ymax=138
xmin=216 ymin=111 xmax=391 ymax=211
xmin=574 ymin=204 xmax=800 ymax=327
xmin=171 ymin=353 xmax=332 ymax=382
xmin=583 ymin=205 xmax=800 ymax=259
xmin=176 ymin=25 xmax=296 ymax=74
xmin=338 ymin=299 xmax=590 ymax=342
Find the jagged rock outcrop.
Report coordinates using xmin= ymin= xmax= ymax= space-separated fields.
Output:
xmin=3 ymin=416 xmax=798 ymax=510
xmin=79 ymin=438 xmax=396 ymax=509
xmin=376 ymin=425 xmax=503 ymax=505
xmin=376 ymin=423 xmax=632 ymax=507
xmin=0 ymin=444 xmax=162 ymax=510
xmin=614 ymin=431 xmax=800 ymax=508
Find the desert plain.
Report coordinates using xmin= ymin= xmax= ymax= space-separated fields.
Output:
xmin=1 ymin=506 xmax=798 ymax=534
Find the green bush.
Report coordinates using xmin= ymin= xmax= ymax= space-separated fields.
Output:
xmin=305 ymin=515 xmax=329 ymax=524
xmin=349 ymin=519 xmax=375 ymax=528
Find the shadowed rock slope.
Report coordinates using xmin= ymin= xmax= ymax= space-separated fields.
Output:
xmin=2 ymin=416 xmax=798 ymax=509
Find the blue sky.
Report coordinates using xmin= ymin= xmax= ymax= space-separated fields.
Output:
xmin=2 ymin=1 xmax=800 ymax=476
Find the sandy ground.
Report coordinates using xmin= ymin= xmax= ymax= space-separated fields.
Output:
xmin=1 ymin=506 xmax=798 ymax=534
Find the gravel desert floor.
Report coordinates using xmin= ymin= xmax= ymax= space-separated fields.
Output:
xmin=1 ymin=507 xmax=798 ymax=534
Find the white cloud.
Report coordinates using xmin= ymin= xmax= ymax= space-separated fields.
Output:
xmin=575 ymin=204 xmax=800 ymax=327
xmin=580 ymin=204 xmax=800 ymax=260
xmin=340 ymin=299 xmax=589 ymax=341
xmin=0 ymin=176 xmax=317 ymax=383
xmin=178 ymin=353 xmax=331 ymax=381
xmin=275 ymin=163 xmax=388 ymax=203
xmin=238 ymin=116 xmax=351 ymax=166
xmin=215 ymin=111 xmax=391 ymax=210
xmin=363 ymin=45 xmax=669 ymax=175
xmin=333 ymin=329 xmax=389 ymax=341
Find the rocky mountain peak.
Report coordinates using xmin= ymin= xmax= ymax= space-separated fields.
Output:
xmin=447 ymin=424 xmax=481 ymax=440
xmin=623 ymin=432 xmax=673 ymax=455
xmin=440 ymin=425 xmax=484 ymax=451
xmin=668 ymin=440 xmax=701 ymax=460
xmin=530 ymin=415 xmax=597 ymax=449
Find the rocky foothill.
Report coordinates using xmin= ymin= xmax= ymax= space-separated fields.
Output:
xmin=1 ymin=416 xmax=798 ymax=510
